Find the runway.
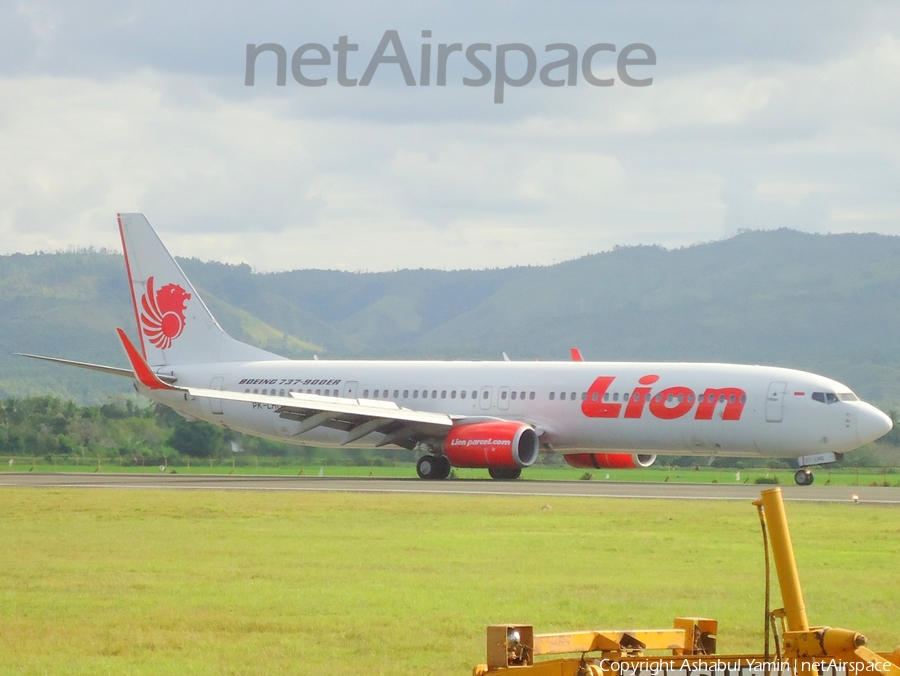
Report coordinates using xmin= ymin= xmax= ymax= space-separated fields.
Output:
xmin=1 ymin=472 xmax=899 ymax=504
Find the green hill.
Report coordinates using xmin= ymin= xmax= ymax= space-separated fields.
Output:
xmin=4 ymin=230 xmax=900 ymax=407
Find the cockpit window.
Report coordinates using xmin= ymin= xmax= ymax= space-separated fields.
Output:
xmin=811 ymin=392 xmax=840 ymax=404
xmin=838 ymin=392 xmax=859 ymax=402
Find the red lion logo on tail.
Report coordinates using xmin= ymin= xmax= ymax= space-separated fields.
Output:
xmin=140 ymin=276 xmax=191 ymax=349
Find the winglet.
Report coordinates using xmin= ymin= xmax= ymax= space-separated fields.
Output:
xmin=116 ymin=328 xmax=177 ymax=390
xmin=570 ymin=347 xmax=584 ymax=362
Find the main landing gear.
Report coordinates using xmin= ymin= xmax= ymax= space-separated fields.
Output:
xmin=794 ymin=469 xmax=814 ymax=486
xmin=415 ymin=455 xmax=523 ymax=481
xmin=488 ymin=467 xmax=522 ymax=481
xmin=416 ymin=455 xmax=452 ymax=480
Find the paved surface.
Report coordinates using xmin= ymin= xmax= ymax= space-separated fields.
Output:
xmin=1 ymin=473 xmax=899 ymax=504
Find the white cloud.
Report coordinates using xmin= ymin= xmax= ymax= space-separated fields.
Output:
xmin=0 ymin=4 xmax=899 ymax=270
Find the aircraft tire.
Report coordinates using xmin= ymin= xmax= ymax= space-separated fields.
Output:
xmin=794 ymin=469 xmax=814 ymax=486
xmin=488 ymin=467 xmax=522 ymax=481
xmin=417 ymin=455 xmax=453 ymax=480
xmin=417 ymin=455 xmax=439 ymax=480
xmin=433 ymin=455 xmax=452 ymax=480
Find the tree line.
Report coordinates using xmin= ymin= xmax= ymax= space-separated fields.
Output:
xmin=0 ymin=396 xmax=409 ymax=466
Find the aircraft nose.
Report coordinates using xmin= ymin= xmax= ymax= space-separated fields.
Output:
xmin=857 ymin=404 xmax=893 ymax=444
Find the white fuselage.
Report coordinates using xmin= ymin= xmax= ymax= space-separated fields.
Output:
xmin=146 ymin=359 xmax=892 ymax=459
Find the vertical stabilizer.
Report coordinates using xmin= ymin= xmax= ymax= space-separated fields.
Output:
xmin=118 ymin=213 xmax=286 ymax=366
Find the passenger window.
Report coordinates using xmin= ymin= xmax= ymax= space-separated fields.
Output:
xmin=423 ymin=390 xmax=428 ymax=399
xmin=472 ymin=391 xmax=477 ymax=399
xmin=511 ymin=391 xmax=517 ymax=400
xmin=529 ymin=392 xmax=535 ymax=400
xmin=729 ymin=395 xmax=735 ymax=403
xmin=482 ymin=391 xmax=489 ymax=399
xmin=432 ymin=390 xmax=437 ymax=398
xmin=451 ymin=391 xmax=457 ymax=399
xmin=262 ymin=389 xmax=267 ymax=395
xmin=363 ymin=390 xmax=369 ymax=397
xmin=393 ymin=390 xmax=399 ymax=398
xmin=592 ymin=392 xmax=599 ymax=402
xmin=441 ymin=390 xmax=447 ymax=399
xmin=549 ymin=392 xmax=555 ymax=401
xmin=461 ymin=391 xmax=466 ymax=399
xmin=520 ymin=391 xmax=526 ymax=400
xmin=244 ymin=389 xmax=250 ymax=393
xmin=603 ymin=393 xmax=609 ymax=401
xmin=403 ymin=390 xmax=409 ymax=398
xmin=280 ymin=389 xmax=285 ymax=397
xmin=253 ymin=389 xmax=258 ymax=394
xmin=315 ymin=389 xmax=321 ymax=395
xmin=560 ymin=392 xmax=566 ymax=401
xmin=623 ymin=393 xmax=629 ymax=401
xmin=324 ymin=389 xmax=330 ymax=396
xmin=372 ymin=389 xmax=378 ymax=398
xmin=688 ymin=394 xmax=694 ymax=403
xmin=501 ymin=391 xmax=508 ymax=400
xmin=413 ymin=390 xmax=419 ymax=398
xmin=570 ymin=392 xmax=576 ymax=400
xmin=613 ymin=393 xmax=619 ymax=402
xmin=740 ymin=395 xmax=746 ymax=403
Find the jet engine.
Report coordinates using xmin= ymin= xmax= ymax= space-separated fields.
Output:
xmin=442 ymin=421 xmax=540 ymax=469
xmin=564 ymin=453 xmax=657 ymax=470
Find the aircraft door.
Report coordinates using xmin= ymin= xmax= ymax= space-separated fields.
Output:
xmin=343 ymin=381 xmax=358 ymax=398
xmin=498 ymin=386 xmax=511 ymax=411
xmin=209 ymin=376 xmax=224 ymax=415
xmin=479 ymin=386 xmax=493 ymax=411
xmin=766 ymin=381 xmax=786 ymax=422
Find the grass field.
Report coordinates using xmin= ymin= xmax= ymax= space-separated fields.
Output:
xmin=0 ymin=489 xmax=898 ymax=676
xmin=3 ymin=458 xmax=899 ymax=486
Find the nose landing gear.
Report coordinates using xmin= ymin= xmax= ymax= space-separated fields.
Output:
xmin=794 ymin=469 xmax=814 ymax=486
xmin=794 ymin=451 xmax=842 ymax=486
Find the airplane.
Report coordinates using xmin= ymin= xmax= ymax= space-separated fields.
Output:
xmin=19 ymin=213 xmax=894 ymax=486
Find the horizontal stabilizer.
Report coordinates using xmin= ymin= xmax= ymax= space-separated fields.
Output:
xmin=16 ymin=352 xmax=156 ymax=380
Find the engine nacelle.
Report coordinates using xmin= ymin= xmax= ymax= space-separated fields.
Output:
xmin=564 ymin=453 xmax=657 ymax=470
xmin=443 ymin=421 xmax=540 ymax=469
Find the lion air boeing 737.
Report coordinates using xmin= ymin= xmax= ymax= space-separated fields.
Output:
xmin=20 ymin=214 xmax=894 ymax=485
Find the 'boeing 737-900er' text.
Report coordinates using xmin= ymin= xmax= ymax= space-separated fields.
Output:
xmin=19 ymin=214 xmax=894 ymax=485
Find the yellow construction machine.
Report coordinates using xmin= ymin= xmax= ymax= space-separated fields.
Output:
xmin=473 ymin=488 xmax=899 ymax=676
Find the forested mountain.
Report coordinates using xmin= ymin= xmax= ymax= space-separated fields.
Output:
xmin=4 ymin=229 xmax=900 ymax=407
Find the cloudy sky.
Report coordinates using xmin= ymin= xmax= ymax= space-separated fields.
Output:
xmin=1 ymin=1 xmax=899 ymax=271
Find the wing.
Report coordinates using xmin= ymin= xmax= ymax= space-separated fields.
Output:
xmin=116 ymin=328 xmax=453 ymax=449
xmin=191 ymin=387 xmax=453 ymax=448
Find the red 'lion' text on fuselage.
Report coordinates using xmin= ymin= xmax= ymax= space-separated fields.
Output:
xmin=581 ymin=375 xmax=746 ymax=421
